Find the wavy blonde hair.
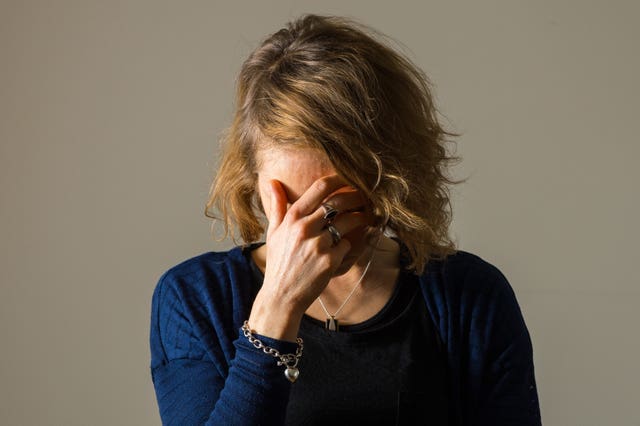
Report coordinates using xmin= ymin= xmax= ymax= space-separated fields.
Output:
xmin=205 ymin=14 xmax=464 ymax=273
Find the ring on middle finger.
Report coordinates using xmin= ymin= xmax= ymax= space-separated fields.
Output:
xmin=322 ymin=203 xmax=339 ymax=223
xmin=325 ymin=224 xmax=342 ymax=246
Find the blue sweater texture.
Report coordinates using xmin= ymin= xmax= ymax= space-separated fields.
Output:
xmin=149 ymin=246 xmax=541 ymax=425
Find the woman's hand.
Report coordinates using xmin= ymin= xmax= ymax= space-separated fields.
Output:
xmin=247 ymin=175 xmax=368 ymax=341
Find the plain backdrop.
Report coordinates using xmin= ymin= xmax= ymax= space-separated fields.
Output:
xmin=1 ymin=1 xmax=638 ymax=425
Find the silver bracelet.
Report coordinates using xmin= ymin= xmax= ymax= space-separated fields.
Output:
xmin=241 ymin=320 xmax=303 ymax=383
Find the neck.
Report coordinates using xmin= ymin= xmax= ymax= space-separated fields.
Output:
xmin=328 ymin=234 xmax=399 ymax=289
xmin=312 ymin=235 xmax=401 ymax=328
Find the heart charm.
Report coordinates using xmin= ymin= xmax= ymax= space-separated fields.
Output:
xmin=284 ymin=367 xmax=299 ymax=383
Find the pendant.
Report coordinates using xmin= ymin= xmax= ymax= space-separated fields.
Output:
xmin=284 ymin=367 xmax=299 ymax=383
xmin=325 ymin=316 xmax=339 ymax=331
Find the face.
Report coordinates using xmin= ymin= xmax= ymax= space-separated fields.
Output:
xmin=256 ymin=146 xmax=373 ymax=275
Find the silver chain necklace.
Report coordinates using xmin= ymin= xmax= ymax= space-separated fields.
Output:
xmin=317 ymin=234 xmax=381 ymax=331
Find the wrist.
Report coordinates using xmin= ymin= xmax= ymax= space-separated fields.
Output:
xmin=248 ymin=292 xmax=304 ymax=342
xmin=240 ymin=320 xmax=303 ymax=383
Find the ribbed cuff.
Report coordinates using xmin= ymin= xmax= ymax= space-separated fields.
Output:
xmin=210 ymin=329 xmax=299 ymax=425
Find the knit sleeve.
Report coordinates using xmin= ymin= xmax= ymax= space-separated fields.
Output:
xmin=470 ymin=268 xmax=542 ymax=426
xmin=422 ymin=251 xmax=543 ymax=425
xmin=149 ymin=270 xmax=299 ymax=426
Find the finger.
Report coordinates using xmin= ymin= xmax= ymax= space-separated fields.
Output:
xmin=304 ymin=198 xmax=370 ymax=233
xmin=321 ymin=189 xmax=367 ymax=215
xmin=332 ymin=235 xmax=352 ymax=259
xmin=321 ymin=211 xmax=368 ymax=244
xmin=332 ymin=211 xmax=369 ymax=236
xmin=291 ymin=175 xmax=349 ymax=217
xmin=267 ymin=179 xmax=288 ymax=230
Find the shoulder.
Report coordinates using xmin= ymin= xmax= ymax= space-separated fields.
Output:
xmin=418 ymin=249 xmax=524 ymax=329
xmin=150 ymin=245 xmax=260 ymax=367
xmin=157 ymin=247 xmax=242 ymax=283
xmin=418 ymin=249 xmax=530 ymax=349
xmin=150 ymin=244 xmax=260 ymax=335
xmin=423 ymin=249 xmax=511 ymax=294
xmin=153 ymin=245 xmax=255 ymax=300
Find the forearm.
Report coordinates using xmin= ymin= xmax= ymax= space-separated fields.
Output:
xmin=204 ymin=333 xmax=298 ymax=425
xmin=153 ymin=331 xmax=299 ymax=426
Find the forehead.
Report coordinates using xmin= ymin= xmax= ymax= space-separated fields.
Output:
xmin=257 ymin=146 xmax=333 ymax=170
xmin=256 ymin=147 xmax=336 ymax=201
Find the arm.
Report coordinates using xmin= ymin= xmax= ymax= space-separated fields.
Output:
xmin=424 ymin=252 xmax=542 ymax=425
xmin=470 ymin=269 xmax=542 ymax=426
xmin=150 ymin=275 xmax=300 ymax=426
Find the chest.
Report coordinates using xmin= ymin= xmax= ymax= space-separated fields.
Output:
xmin=284 ymin=286 xmax=449 ymax=425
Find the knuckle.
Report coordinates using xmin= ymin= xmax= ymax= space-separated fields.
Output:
xmin=297 ymin=223 xmax=314 ymax=239
xmin=287 ymin=205 xmax=303 ymax=220
xmin=313 ymin=178 xmax=330 ymax=194
xmin=317 ymin=254 xmax=333 ymax=270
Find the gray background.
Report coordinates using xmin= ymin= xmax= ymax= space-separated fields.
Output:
xmin=1 ymin=1 xmax=638 ymax=425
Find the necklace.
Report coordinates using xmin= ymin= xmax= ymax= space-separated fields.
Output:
xmin=317 ymin=233 xmax=381 ymax=331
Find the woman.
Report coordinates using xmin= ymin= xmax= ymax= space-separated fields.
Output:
xmin=149 ymin=14 xmax=541 ymax=425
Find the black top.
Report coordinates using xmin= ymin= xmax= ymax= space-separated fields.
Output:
xmin=246 ymin=250 xmax=449 ymax=426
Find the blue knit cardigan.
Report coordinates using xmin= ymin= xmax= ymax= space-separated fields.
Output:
xmin=149 ymin=247 xmax=541 ymax=425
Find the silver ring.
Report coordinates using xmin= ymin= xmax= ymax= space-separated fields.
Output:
xmin=321 ymin=203 xmax=339 ymax=222
xmin=325 ymin=224 xmax=342 ymax=246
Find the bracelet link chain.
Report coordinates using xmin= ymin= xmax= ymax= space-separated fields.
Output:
xmin=241 ymin=320 xmax=303 ymax=383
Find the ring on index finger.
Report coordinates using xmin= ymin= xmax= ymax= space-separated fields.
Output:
xmin=325 ymin=224 xmax=342 ymax=246
xmin=322 ymin=203 xmax=339 ymax=223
